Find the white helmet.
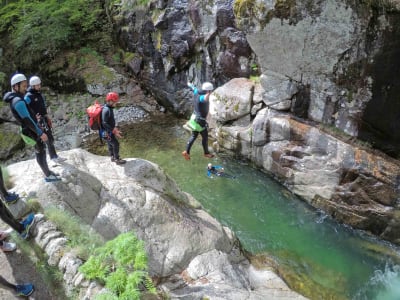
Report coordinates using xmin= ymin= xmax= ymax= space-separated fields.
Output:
xmin=11 ymin=73 xmax=27 ymax=86
xmin=202 ymin=82 xmax=214 ymax=91
xmin=29 ymin=76 xmax=41 ymax=86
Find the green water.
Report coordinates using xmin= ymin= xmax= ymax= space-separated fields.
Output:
xmin=86 ymin=114 xmax=400 ymax=300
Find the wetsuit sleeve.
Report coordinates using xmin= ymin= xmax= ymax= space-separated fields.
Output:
xmin=14 ymin=101 xmax=43 ymax=136
xmin=199 ymin=92 xmax=208 ymax=102
xmin=23 ymin=95 xmax=31 ymax=104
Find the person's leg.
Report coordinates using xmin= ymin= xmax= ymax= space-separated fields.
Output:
xmin=0 ymin=168 xmax=8 ymax=197
xmin=0 ymin=168 xmax=19 ymax=204
xmin=0 ymin=276 xmax=34 ymax=297
xmin=109 ymin=135 xmax=120 ymax=159
xmin=35 ymin=142 xmax=51 ymax=177
xmin=106 ymin=138 xmax=114 ymax=160
xmin=186 ymin=131 xmax=199 ymax=154
xmin=182 ymin=131 xmax=199 ymax=160
xmin=0 ymin=199 xmax=24 ymax=233
xmin=0 ymin=275 xmax=16 ymax=291
xmin=200 ymin=128 xmax=209 ymax=154
xmin=108 ymin=136 xmax=125 ymax=164
xmin=45 ymin=129 xmax=57 ymax=159
xmin=200 ymin=128 xmax=214 ymax=158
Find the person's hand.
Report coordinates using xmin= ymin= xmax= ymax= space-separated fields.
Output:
xmin=40 ymin=132 xmax=48 ymax=142
xmin=112 ymin=128 xmax=123 ymax=138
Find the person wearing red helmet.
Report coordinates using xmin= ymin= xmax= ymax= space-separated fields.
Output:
xmin=101 ymin=92 xmax=126 ymax=165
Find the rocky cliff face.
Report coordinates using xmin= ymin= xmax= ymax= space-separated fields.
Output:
xmin=208 ymin=77 xmax=400 ymax=246
xmin=114 ymin=0 xmax=400 ymax=157
xmin=111 ymin=0 xmax=400 ymax=245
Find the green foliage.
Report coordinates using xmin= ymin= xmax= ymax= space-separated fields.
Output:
xmin=250 ymin=75 xmax=260 ymax=83
xmin=0 ymin=0 xmax=108 ymax=68
xmin=79 ymin=232 xmax=156 ymax=300
xmin=123 ymin=52 xmax=136 ymax=64
xmin=45 ymin=207 xmax=104 ymax=260
xmin=111 ymin=0 xmax=151 ymax=9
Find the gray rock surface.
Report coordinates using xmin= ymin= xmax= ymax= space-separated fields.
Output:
xmin=209 ymin=78 xmax=400 ymax=246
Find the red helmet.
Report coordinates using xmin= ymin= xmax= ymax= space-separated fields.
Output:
xmin=106 ymin=92 xmax=119 ymax=102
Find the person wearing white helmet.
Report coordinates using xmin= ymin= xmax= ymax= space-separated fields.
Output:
xmin=3 ymin=73 xmax=60 ymax=182
xmin=182 ymin=81 xmax=215 ymax=160
xmin=25 ymin=76 xmax=66 ymax=165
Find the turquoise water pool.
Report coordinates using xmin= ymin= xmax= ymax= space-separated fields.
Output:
xmin=87 ymin=114 xmax=400 ymax=299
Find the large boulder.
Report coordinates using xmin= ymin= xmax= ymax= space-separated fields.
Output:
xmin=209 ymin=80 xmax=400 ymax=245
xmin=6 ymin=149 xmax=306 ymax=299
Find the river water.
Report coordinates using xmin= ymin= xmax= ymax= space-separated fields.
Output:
xmin=85 ymin=113 xmax=400 ymax=300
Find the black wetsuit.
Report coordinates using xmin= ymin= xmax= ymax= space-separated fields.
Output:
xmin=101 ymin=104 xmax=121 ymax=160
xmin=185 ymin=87 xmax=211 ymax=155
xmin=25 ymin=87 xmax=58 ymax=159
xmin=3 ymin=92 xmax=51 ymax=177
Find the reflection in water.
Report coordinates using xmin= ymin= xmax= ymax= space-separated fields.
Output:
xmin=85 ymin=113 xmax=400 ymax=300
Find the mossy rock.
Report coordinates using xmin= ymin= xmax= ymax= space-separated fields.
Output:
xmin=0 ymin=123 xmax=24 ymax=160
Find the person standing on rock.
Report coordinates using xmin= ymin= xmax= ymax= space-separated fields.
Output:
xmin=25 ymin=76 xmax=66 ymax=166
xmin=101 ymin=92 xmax=126 ymax=165
xmin=182 ymin=81 xmax=215 ymax=160
xmin=3 ymin=73 xmax=60 ymax=182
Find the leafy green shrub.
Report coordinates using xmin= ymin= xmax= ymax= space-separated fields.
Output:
xmin=0 ymin=0 xmax=108 ymax=68
xmin=79 ymin=232 xmax=156 ymax=300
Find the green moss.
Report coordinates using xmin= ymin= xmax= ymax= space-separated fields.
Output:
xmin=233 ymin=0 xmax=256 ymax=26
xmin=151 ymin=8 xmax=163 ymax=23
xmin=123 ymin=52 xmax=136 ymax=65
xmin=214 ymin=93 xmax=230 ymax=104
xmin=153 ymin=31 xmax=162 ymax=51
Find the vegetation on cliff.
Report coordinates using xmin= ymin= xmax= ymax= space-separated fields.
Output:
xmin=0 ymin=0 xmax=112 ymax=91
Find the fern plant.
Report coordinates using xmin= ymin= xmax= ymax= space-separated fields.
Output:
xmin=79 ymin=232 xmax=156 ymax=300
